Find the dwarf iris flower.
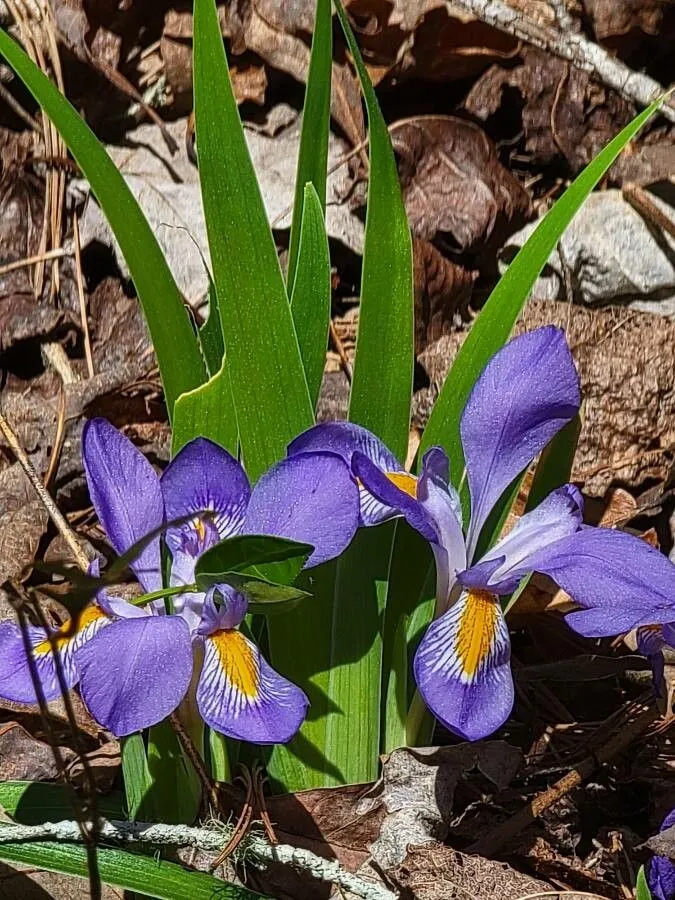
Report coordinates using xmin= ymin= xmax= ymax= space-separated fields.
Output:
xmin=290 ymin=327 xmax=675 ymax=741
xmin=0 ymin=419 xmax=360 ymax=743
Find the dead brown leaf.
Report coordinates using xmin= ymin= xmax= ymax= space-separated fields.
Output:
xmin=583 ymin=0 xmax=664 ymax=43
xmin=464 ymin=47 xmax=634 ymax=173
xmin=345 ymin=0 xmax=519 ymax=85
xmin=392 ymin=115 xmax=531 ymax=249
xmin=413 ymin=238 xmax=475 ymax=354
xmin=0 ymin=722 xmax=74 ymax=781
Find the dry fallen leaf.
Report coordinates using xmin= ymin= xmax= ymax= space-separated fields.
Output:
xmin=464 ymin=47 xmax=634 ymax=173
xmin=413 ymin=238 xmax=475 ymax=354
xmin=392 ymin=115 xmax=531 ymax=249
xmin=583 ymin=0 xmax=664 ymax=43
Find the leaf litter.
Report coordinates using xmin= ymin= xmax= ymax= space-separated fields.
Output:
xmin=0 ymin=0 xmax=675 ymax=897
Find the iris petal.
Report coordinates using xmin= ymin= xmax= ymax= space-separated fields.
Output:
xmin=414 ymin=589 xmax=513 ymax=741
xmin=197 ymin=629 xmax=308 ymax=744
xmin=75 ymin=615 xmax=193 ymax=736
xmin=82 ymin=419 xmax=164 ymax=592
xmin=461 ymin=327 xmax=580 ymax=559
xmin=0 ymin=605 xmax=108 ymax=704
xmin=244 ymin=452 xmax=359 ymax=567
xmin=288 ymin=422 xmax=403 ymax=526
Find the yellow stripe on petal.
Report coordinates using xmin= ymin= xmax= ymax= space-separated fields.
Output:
xmin=456 ymin=590 xmax=500 ymax=681
xmin=386 ymin=471 xmax=417 ymax=498
xmin=211 ymin=630 xmax=260 ymax=700
xmin=34 ymin=604 xmax=108 ymax=656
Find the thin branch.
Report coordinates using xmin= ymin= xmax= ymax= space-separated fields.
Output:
xmin=0 ymin=819 xmax=399 ymax=900
xmin=0 ymin=410 xmax=90 ymax=570
xmin=449 ymin=0 xmax=675 ymax=122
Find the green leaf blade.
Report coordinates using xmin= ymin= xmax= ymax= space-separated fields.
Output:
xmin=290 ymin=184 xmax=331 ymax=408
xmin=193 ymin=0 xmax=313 ymax=479
xmin=420 ymin=97 xmax=666 ymax=491
xmin=287 ymin=0 xmax=332 ymax=292
xmin=335 ymin=1 xmax=414 ymax=462
xmin=0 ymin=31 xmax=206 ymax=416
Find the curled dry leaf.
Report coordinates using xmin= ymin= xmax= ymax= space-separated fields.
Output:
xmin=583 ymin=0 xmax=665 ymax=43
xmin=413 ymin=238 xmax=475 ymax=354
xmin=464 ymin=47 xmax=634 ymax=173
xmin=392 ymin=115 xmax=531 ymax=249
xmin=345 ymin=0 xmax=519 ymax=85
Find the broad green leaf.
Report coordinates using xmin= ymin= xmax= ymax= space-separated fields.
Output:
xmin=0 ymin=31 xmax=206 ymax=417
xmin=335 ymin=0 xmax=414 ymax=462
xmin=193 ymin=0 xmax=312 ymax=481
xmin=199 ymin=570 xmax=311 ymax=612
xmin=171 ymin=364 xmax=238 ymax=455
xmin=380 ymin=523 xmax=435 ymax=752
xmin=0 ymin=838 xmax=268 ymax=900
xmin=121 ymin=735 xmax=155 ymax=823
xmin=195 ymin=534 xmax=313 ymax=581
xmin=636 ymin=865 xmax=653 ymax=900
xmin=146 ymin=720 xmax=202 ymax=825
xmin=290 ymin=184 xmax=331 ymax=408
xmin=286 ymin=0 xmax=332 ymax=293
xmin=0 ymin=782 xmax=123 ymax=824
xmin=420 ymin=97 xmax=666 ymax=506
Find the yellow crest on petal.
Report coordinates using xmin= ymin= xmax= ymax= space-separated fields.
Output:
xmin=34 ymin=603 xmax=107 ymax=656
xmin=456 ymin=590 xmax=499 ymax=680
xmin=386 ymin=471 xmax=417 ymax=498
xmin=211 ymin=630 xmax=259 ymax=699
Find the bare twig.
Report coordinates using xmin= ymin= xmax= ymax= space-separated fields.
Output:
xmin=329 ymin=319 xmax=353 ymax=382
xmin=0 ymin=247 xmax=70 ymax=277
xmin=167 ymin=711 xmax=219 ymax=813
xmin=0 ymin=409 xmax=89 ymax=570
xmin=72 ymin=214 xmax=95 ymax=378
xmin=468 ymin=703 xmax=661 ymax=856
xmin=623 ymin=182 xmax=675 ymax=243
xmin=448 ymin=0 xmax=675 ymax=122
xmin=0 ymin=819 xmax=399 ymax=900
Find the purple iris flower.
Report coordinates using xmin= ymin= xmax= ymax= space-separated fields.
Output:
xmin=0 ymin=419 xmax=360 ymax=743
xmin=636 ymin=623 xmax=675 ymax=703
xmin=290 ymin=327 xmax=675 ymax=741
xmin=648 ymin=809 xmax=675 ymax=900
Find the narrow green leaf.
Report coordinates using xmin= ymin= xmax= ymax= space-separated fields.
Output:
xmin=0 ymin=782 xmax=123 ymax=824
xmin=525 ymin=413 xmax=582 ymax=512
xmin=335 ymin=0 xmax=414 ymax=461
xmin=287 ymin=0 xmax=332 ymax=293
xmin=0 ymin=839 xmax=269 ymax=900
xmin=121 ymin=735 xmax=153 ymax=822
xmin=636 ymin=865 xmax=653 ymax=900
xmin=193 ymin=0 xmax=312 ymax=480
xmin=290 ymin=184 xmax=331 ymax=408
xmin=0 ymin=31 xmax=206 ymax=416
xmin=171 ymin=364 xmax=238 ymax=455
xmin=200 ymin=277 xmax=226 ymax=377
xmin=420 ymin=97 xmax=666 ymax=496
xmin=195 ymin=534 xmax=313 ymax=581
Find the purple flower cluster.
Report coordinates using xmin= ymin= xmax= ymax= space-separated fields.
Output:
xmin=1 ymin=326 xmax=674 ymax=746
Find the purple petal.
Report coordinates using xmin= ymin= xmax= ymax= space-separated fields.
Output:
xmin=75 ymin=615 xmax=193 ymax=736
xmin=288 ymin=422 xmax=403 ymax=526
xmin=352 ymin=452 xmax=436 ymax=543
xmin=161 ymin=438 xmax=249 ymax=539
xmin=197 ymin=587 xmax=248 ymax=635
xmin=648 ymin=855 xmax=675 ymax=900
xmin=521 ymin=527 xmax=675 ymax=637
xmin=417 ymin=450 xmax=466 ymax=599
xmin=243 ymin=453 xmax=359 ymax=567
xmin=462 ymin=327 xmax=580 ymax=559
xmin=197 ymin=629 xmax=308 ymax=743
xmin=0 ymin=605 xmax=109 ymax=704
xmin=648 ymin=810 xmax=675 ymax=900
xmin=83 ymin=418 xmax=163 ymax=592
xmin=472 ymin=485 xmax=584 ymax=593
xmin=413 ymin=589 xmax=513 ymax=741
